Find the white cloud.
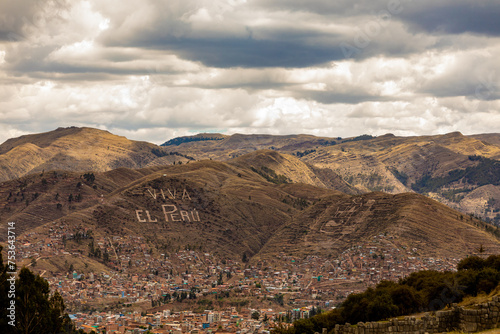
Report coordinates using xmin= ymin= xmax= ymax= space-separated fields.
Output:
xmin=0 ymin=125 xmax=31 ymax=145
xmin=0 ymin=0 xmax=499 ymax=144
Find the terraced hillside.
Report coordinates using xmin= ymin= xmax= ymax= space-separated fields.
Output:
xmin=1 ymin=151 xmax=499 ymax=271
xmin=161 ymin=132 xmax=500 ymax=222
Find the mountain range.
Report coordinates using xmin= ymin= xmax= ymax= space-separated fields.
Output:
xmin=1 ymin=127 xmax=500 ymax=266
xmin=160 ymin=131 xmax=500 ymax=224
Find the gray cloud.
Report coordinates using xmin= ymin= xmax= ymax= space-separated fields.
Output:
xmin=119 ymin=36 xmax=345 ymax=68
xmin=419 ymin=52 xmax=500 ymax=100
xmin=401 ymin=1 xmax=500 ymax=36
xmin=93 ymin=0 xmax=480 ymax=70
xmin=0 ymin=0 xmax=499 ymax=144
xmin=0 ymin=0 xmax=69 ymax=41
xmin=96 ymin=0 xmax=433 ymax=68
xmin=295 ymin=91 xmax=391 ymax=105
xmin=250 ymin=0 xmax=395 ymax=16
xmin=253 ymin=0 xmax=500 ymax=36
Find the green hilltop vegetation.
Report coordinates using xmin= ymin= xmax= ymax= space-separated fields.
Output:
xmin=340 ymin=134 xmax=375 ymax=144
xmin=411 ymin=156 xmax=500 ymax=193
xmin=150 ymin=147 xmax=196 ymax=160
xmin=160 ymin=133 xmax=375 ymax=148
xmin=161 ymin=134 xmax=225 ymax=146
xmin=250 ymin=166 xmax=291 ymax=185
xmin=273 ymin=255 xmax=500 ymax=334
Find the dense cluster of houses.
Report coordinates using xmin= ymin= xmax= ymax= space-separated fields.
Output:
xmin=13 ymin=222 xmax=461 ymax=333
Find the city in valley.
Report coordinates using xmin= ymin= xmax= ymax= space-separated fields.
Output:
xmin=15 ymin=220 xmax=461 ymax=334
xmin=1 ymin=0 xmax=500 ymax=330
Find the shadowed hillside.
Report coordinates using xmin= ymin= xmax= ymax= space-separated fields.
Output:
xmin=1 ymin=151 xmax=499 ymax=272
xmin=160 ymin=131 xmax=500 ymax=222
xmin=3 ymin=127 xmax=500 ymax=221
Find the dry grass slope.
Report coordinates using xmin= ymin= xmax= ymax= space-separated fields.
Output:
xmin=2 ymin=151 xmax=500 ymax=274
xmin=0 ymin=127 xmax=187 ymax=182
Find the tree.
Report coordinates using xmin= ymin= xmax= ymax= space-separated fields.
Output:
xmin=16 ymin=266 xmax=51 ymax=333
xmin=15 ymin=266 xmax=74 ymax=333
xmin=476 ymin=268 xmax=500 ymax=294
xmin=103 ymin=251 xmax=110 ymax=263
xmin=390 ymin=285 xmax=422 ymax=316
xmin=274 ymin=293 xmax=284 ymax=306
xmin=48 ymin=291 xmax=75 ymax=334
xmin=0 ymin=246 xmax=10 ymax=332
xmin=83 ymin=173 xmax=95 ymax=184
xmin=293 ymin=318 xmax=315 ymax=334
xmin=485 ymin=255 xmax=500 ymax=269
xmin=309 ymin=306 xmax=316 ymax=317
xmin=457 ymin=256 xmax=485 ymax=271
xmin=251 ymin=311 xmax=260 ymax=320
xmin=366 ymin=294 xmax=398 ymax=321
xmin=217 ymin=272 xmax=223 ymax=285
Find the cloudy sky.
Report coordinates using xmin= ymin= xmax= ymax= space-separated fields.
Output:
xmin=1 ymin=0 xmax=499 ymax=144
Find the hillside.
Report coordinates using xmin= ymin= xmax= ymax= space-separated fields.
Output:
xmin=161 ymin=133 xmax=340 ymax=160
xmin=258 ymin=191 xmax=500 ymax=259
xmin=0 ymin=153 xmax=353 ymax=260
xmin=0 ymin=127 xmax=191 ymax=182
xmin=160 ymin=132 xmax=500 ymax=222
xmin=1 ymin=152 xmax=499 ymax=272
xmin=230 ymin=150 xmax=359 ymax=195
xmin=2 ymin=127 xmax=500 ymax=222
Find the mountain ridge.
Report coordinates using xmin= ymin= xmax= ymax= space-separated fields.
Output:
xmin=159 ymin=131 xmax=500 ymax=222
xmin=0 ymin=127 xmax=191 ymax=183
xmin=2 ymin=127 xmax=500 ymax=223
xmin=1 ymin=152 xmax=499 ymax=266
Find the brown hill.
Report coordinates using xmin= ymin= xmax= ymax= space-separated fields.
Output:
xmin=230 ymin=150 xmax=359 ymax=195
xmin=258 ymin=191 xmax=500 ymax=259
xmin=0 ymin=127 xmax=190 ymax=182
xmin=0 ymin=157 xmax=296 ymax=259
xmin=3 ymin=127 xmax=500 ymax=222
xmin=161 ymin=132 xmax=500 ymax=222
xmin=1 ymin=151 xmax=499 ymax=270
xmin=161 ymin=133 xmax=338 ymax=160
xmin=470 ymin=133 xmax=500 ymax=156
